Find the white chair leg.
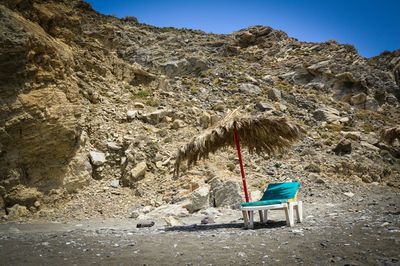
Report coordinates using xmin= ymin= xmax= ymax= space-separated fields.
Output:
xmin=284 ymin=206 xmax=290 ymax=226
xmin=287 ymin=203 xmax=294 ymax=227
xmin=263 ymin=210 xmax=268 ymax=223
xmin=259 ymin=210 xmax=264 ymax=223
xmin=248 ymin=211 xmax=254 ymax=229
xmin=242 ymin=210 xmax=249 ymax=229
xmin=296 ymin=201 xmax=303 ymax=223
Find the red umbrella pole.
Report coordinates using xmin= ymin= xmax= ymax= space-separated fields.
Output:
xmin=233 ymin=124 xmax=250 ymax=203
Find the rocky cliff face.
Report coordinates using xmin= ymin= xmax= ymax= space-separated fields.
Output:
xmin=0 ymin=0 xmax=399 ymax=219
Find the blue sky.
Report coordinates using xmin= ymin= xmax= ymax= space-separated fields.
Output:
xmin=85 ymin=0 xmax=399 ymax=58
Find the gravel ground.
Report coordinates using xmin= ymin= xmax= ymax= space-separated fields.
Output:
xmin=1 ymin=185 xmax=399 ymax=266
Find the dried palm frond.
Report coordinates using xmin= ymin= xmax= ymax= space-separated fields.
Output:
xmin=381 ymin=126 xmax=400 ymax=145
xmin=174 ymin=108 xmax=304 ymax=177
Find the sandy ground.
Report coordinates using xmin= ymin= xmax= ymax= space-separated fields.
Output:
xmin=0 ymin=184 xmax=399 ymax=266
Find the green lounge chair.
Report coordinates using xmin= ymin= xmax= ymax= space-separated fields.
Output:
xmin=241 ymin=181 xmax=303 ymax=229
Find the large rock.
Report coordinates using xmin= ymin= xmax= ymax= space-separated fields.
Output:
xmin=0 ymin=5 xmax=81 ymax=192
xmin=141 ymin=109 xmax=171 ymax=125
xmin=341 ymin=131 xmax=361 ymax=141
xmin=4 ymin=185 xmax=42 ymax=208
xmin=234 ymin=26 xmax=278 ymax=48
xmin=160 ymin=57 xmax=208 ymax=77
xmin=313 ymin=107 xmax=341 ymax=123
xmin=106 ymin=141 xmax=122 ymax=151
xmin=268 ymin=88 xmax=282 ymax=101
xmin=7 ymin=204 xmax=31 ymax=219
xmin=333 ymin=139 xmax=352 ymax=155
xmin=63 ymin=149 xmax=92 ymax=193
xmin=235 ymin=31 xmax=256 ymax=47
xmin=186 ymin=186 xmax=210 ymax=213
xmin=126 ymin=110 xmax=139 ymax=121
xmin=171 ymin=119 xmax=185 ymax=129
xmin=255 ymin=102 xmax=275 ymax=112
xmin=365 ymin=98 xmax=379 ymax=111
xmin=89 ymin=151 xmax=106 ymax=166
xmin=350 ymin=93 xmax=367 ymax=106
xmin=239 ymin=83 xmax=261 ymax=95
xmin=210 ymin=179 xmax=242 ymax=209
xmin=130 ymin=162 xmax=147 ymax=182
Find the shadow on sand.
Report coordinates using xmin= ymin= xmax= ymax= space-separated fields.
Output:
xmin=162 ymin=220 xmax=287 ymax=232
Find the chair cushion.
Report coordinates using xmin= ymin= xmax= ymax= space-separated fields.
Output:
xmin=241 ymin=199 xmax=288 ymax=207
xmin=260 ymin=181 xmax=300 ymax=201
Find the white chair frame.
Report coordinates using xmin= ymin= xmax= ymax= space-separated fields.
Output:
xmin=241 ymin=201 xmax=303 ymax=229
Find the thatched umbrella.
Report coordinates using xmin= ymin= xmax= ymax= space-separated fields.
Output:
xmin=174 ymin=108 xmax=304 ymax=202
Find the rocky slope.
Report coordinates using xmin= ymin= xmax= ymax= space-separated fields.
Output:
xmin=0 ymin=0 xmax=399 ymax=221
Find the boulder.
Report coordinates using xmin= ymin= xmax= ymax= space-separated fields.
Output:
xmin=210 ymin=179 xmax=242 ymax=209
xmin=7 ymin=204 xmax=30 ymax=219
xmin=142 ymin=109 xmax=170 ymax=125
xmin=262 ymin=75 xmax=274 ymax=84
xmin=171 ymin=119 xmax=185 ymax=129
xmin=4 ymin=185 xmax=42 ymax=208
xmin=89 ymin=151 xmax=106 ymax=166
xmin=235 ymin=31 xmax=256 ymax=47
xmin=268 ymin=88 xmax=282 ymax=101
xmin=341 ymin=131 xmax=361 ymax=141
xmin=0 ymin=6 xmax=81 ymax=193
xmin=307 ymin=60 xmax=331 ymax=72
xmin=187 ymin=186 xmax=210 ymax=213
xmin=362 ymin=175 xmax=373 ymax=183
xmin=110 ymin=179 xmax=120 ymax=188
xmin=333 ymin=139 xmax=352 ymax=155
xmin=130 ymin=162 xmax=147 ymax=182
xmin=313 ymin=107 xmax=341 ymax=123
xmin=255 ymin=102 xmax=275 ymax=112
xmin=365 ymin=98 xmax=379 ymax=111
xmin=160 ymin=59 xmax=188 ymax=77
xmin=360 ymin=141 xmax=380 ymax=151
xmin=126 ymin=110 xmax=139 ymax=120
xmin=239 ymin=83 xmax=261 ymax=95
xmin=106 ymin=141 xmax=122 ymax=151
xmin=63 ymin=149 xmax=92 ymax=193
xmin=157 ymin=75 xmax=170 ymax=91
xmin=160 ymin=57 xmax=208 ymax=77
xmin=350 ymin=93 xmax=367 ymax=106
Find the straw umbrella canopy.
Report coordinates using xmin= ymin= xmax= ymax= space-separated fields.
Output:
xmin=174 ymin=108 xmax=304 ymax=202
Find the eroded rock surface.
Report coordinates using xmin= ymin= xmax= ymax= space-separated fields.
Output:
xmin=0 ymin=0 xmax=399 ymax=220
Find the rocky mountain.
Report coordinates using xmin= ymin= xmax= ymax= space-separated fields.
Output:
xmin=0 ymin=0 xmax=399 ymax=220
